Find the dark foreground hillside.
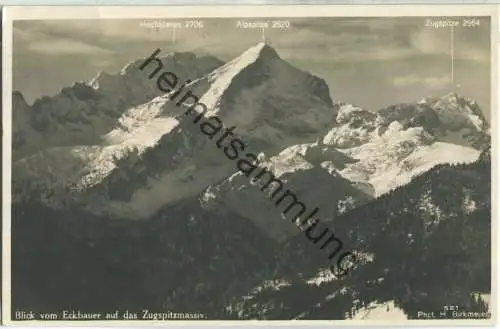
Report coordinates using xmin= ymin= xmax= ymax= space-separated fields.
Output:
xmin=11 ymin=149 xmax=491 ymax=320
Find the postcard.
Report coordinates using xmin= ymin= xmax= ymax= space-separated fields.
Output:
xmin=2 ymin=4 xmax=497 ymax=325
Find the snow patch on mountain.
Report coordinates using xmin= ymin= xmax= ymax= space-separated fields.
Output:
xmin=13 ymin=90 xmax=186 ymax=205
xmin=350 ymin=300 xmax=407 ymax=320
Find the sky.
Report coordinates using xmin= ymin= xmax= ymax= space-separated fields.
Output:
xmin=13 ymin=17 xmax=491 ymax=119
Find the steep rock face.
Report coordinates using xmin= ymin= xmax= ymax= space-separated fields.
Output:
xmin=12 ymin=91 xmax=40 ymax=151
xmin=12 ymin=52 xmax=224 ymax=159
xmin=11 ymin=40 xmax=492 ymax=321
xmin=223 ymin=150 xmax=491 ymax=320
xmin=12 ymin=43 xmax=338 ymax=220
xmin=320 ymin=94 xmax=488 ymax=197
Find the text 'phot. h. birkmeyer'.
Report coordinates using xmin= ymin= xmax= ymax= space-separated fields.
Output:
xmin=1 ymin=4 xmax=497 ymax=325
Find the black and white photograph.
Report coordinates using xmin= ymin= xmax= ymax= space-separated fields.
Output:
xmin=2 ymin=5 xmax=495 ymax=323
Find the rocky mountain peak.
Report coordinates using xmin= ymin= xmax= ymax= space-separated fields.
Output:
xmin=254 ymin=42 xmax=280 ymax=60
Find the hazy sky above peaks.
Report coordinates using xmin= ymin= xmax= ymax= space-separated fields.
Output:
xmin=13 ymin=17 xmax=491 ymax=118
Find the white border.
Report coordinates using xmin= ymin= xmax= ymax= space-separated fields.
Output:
xmin=2 ymin=4 xmax=498 ymax=326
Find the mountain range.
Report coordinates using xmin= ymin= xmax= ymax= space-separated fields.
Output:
xmin=11 ymin=42 xmax=491 ymax=320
